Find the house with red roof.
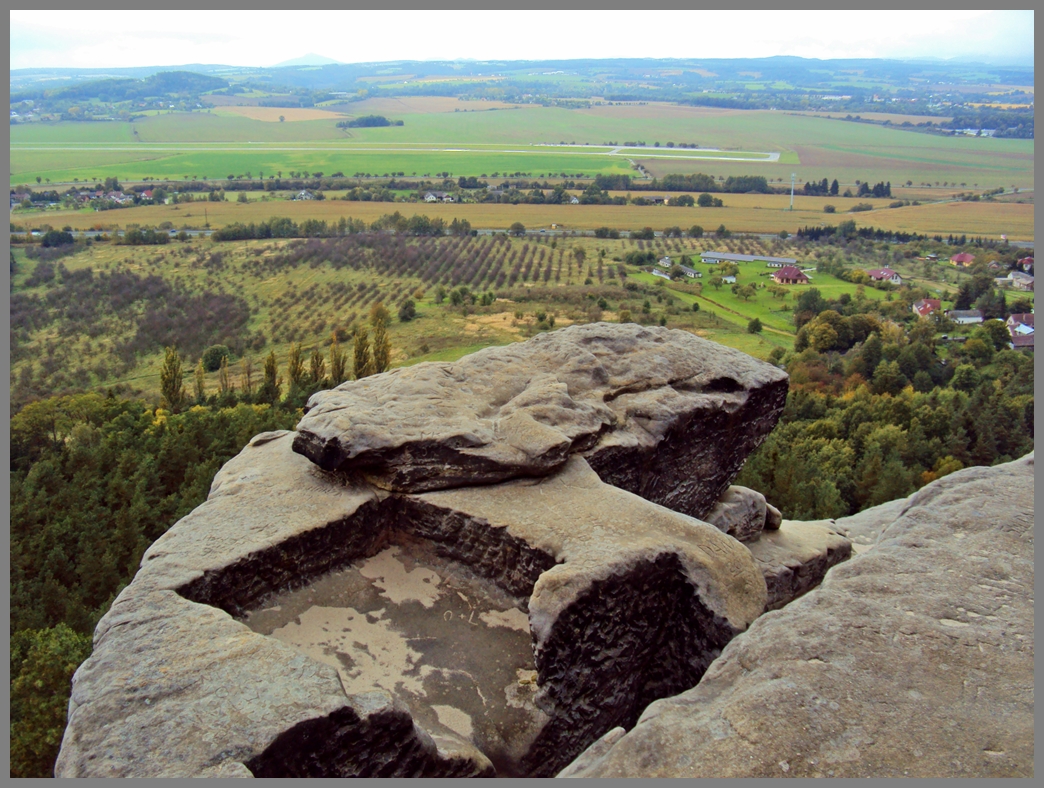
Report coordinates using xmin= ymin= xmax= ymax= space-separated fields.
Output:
xmin=950 ymin=252 xmax=975 ymax=266
xmin=1017 ymin=256 xmax=1033 ymax=272
xmin=866 ymin=267 xmax=902 ymax=285
xmin=772 ymin=265 xmax=809 ymax=284
xmin=912 ymin=298 xmax=941 ymax=318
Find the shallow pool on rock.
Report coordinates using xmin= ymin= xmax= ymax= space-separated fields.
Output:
xmin=242 ymin=536 xmax=548 ymax=777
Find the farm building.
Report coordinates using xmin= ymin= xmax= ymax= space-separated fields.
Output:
xmin=294 ymin=190 xmax=315 ymax=200
xmin=679 ymin=266 xmax=701 ymax=279
xmin=866 ymin=268 xmax=902 ymax=285
xmin=912 ymin=299 xmax=941 ymax=318
xmin=424 ymin=191 xmax=455 ymax=203
xmin=657 ymin=256 xmax=672 ymax=268
xmin=701 ymin=251 xmax=797 ymax=266
xmin=1008 ymin=271 xmax=1034 ymax=291
xmin=1009 ymin=333 xmax=1034 ymax=351
xmin=950 ymin=252 xmax=975 ymax=266
xmin=945 ymin=309 xmax=984 ymax=325
xmin=1007 ymin=313 xmax=1034 ymax=334
xmin=772 ymin=265 xmax=810 ymax=284
xmin=1017 ymin=256 xmax=1033 ymax=272
xmin=651 ymin=269 xmax=671 ymax=280
xmin=721 ymin=275 xmax=737 ymax=284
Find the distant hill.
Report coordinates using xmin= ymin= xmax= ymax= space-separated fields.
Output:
xmin=272 ymin=54 xmax=342 ymax=68
xmin=11 ymin=70 xmax=228 ymax=103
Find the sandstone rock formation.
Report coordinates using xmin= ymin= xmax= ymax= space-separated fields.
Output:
xmin=57 ymin=325 xmax=790 ymax=779
xmin=294 ymin=323 xmax=788 ymax=518
xmin=559 ymin=454 xmax=1035 ymax=778
xmin=702 ymin=485 xmax=776 ymax=542
xmin=55 ymin=432 xmax=493 ymax=778
xmin=746 ymin=519 xmax=852 ymax=610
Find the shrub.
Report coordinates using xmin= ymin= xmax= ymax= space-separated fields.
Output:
xmin=747 ymin=317 xmax=763 ymax=333
xmin=201 ymin=344 xmax=231 ymax=372
xmin=398 ymin=299 xmax=417 ymax=322
xmin=849 ymin=203 xmax=874 ymax=213
xmin=823 ymin=204 xmax=836 ymax=213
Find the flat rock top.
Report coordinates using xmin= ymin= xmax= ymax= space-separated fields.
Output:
xmin=412 ymin=457 xmax=767 ymax=642
xmin=137 ymin=430 xmax=378 ymax=593
xmin=294 ymin=323 xmax=787 ymax=491
xmin=559 ymin=454 xmax=1035 ymax=778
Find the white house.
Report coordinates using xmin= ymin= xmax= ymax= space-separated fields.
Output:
xmin=657 ymin=256 xmax=672 ymax=268
xmin=680 ymin=266 xmax=701 ymax=279
xmin=866 ymin=267 xmax=902 ymax=285
xmin=1008 ymin=271 xmax=1034 ymax=291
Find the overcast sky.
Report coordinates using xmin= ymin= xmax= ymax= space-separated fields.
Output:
xmin=10 ymin=10 xmax=1034 ymax=70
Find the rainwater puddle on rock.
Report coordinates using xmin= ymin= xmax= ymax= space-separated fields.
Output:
xmin=242 ymin=536 xmax=547 ymax=776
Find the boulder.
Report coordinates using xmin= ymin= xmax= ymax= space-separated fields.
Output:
xmin=293 ymin=323 xmax=787 ymax=517
xmin=701 ymin=485 xmax=771 ymax=542
xmin=558 ymin=454 xmax=1035 ymax=778
xmin=745 ymin=519 xmax=852 ymax=610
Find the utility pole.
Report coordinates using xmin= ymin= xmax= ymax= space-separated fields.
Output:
xmin=790 ymin=173 xmax=796 ymax=211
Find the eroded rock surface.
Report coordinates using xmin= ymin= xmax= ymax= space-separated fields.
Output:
xmin=746 ymin=519 xmax=852 ymax=610
xmin=57 ymin=435 xmax=767 ymax=778
xmin=559 ymin=454 xmax=1035 ymax=778
xmin=402 ymin=457 xmax=766 ymax=776
xmin=56 ymin=433 xmax=491 ymax=778
xmin=294 ymin=323 xmax=787 ymax=517
xmin=702 ymin=485 xmax=772 ymax=542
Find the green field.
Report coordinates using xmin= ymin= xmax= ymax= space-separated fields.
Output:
xmin=11 ymin=103 xmax=1033 ymax=190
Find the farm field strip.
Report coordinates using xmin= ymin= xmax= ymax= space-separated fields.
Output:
xmin=20 ymin=197 xmax=1032 ymax=240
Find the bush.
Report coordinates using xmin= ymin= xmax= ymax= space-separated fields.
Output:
xmin=201 ymin=344 xmax=231 ymax=372
xmin=41 ymin=230 xmax=74 ymax=248
xmin=747 ymin=317 xmax=763 ymax=334
xmin=849 ymin=203 xmax=874 ymax=213
xmin=688 ymin=225 xmax=704 ymax=238
xmin=398 ymin=299 xmax=416 ymax=322
xmin=823 ymin=204 xmax=836 ymax=213
xmin=509 ymin=222 xmax=526 ymax=236
xmin=691 ymin=302 xmax=700 ymax=312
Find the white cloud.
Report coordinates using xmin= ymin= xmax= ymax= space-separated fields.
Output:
xmin=9 ymin=9 xmax=1033 ymax=69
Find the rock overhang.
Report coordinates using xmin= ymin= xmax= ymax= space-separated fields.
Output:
xmin=294 ymin=323 xmax=788 ymax=519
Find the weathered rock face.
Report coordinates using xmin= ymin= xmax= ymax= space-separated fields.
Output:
xmin=294 ymin=323 xmax=788 ymax=518
xmin=400 ymin=457 xmax=765 ymax=777
xmin=55 ymin=433 xmax=493 ymax=778
xmin=56 ymin=443 xmax=767 ymax=777
xmin=702 ymin=485 xmax=771 ymax=542
xmin=56 ymin=326 xmax=796 ymax=779
xmin=746 ymin=519 xmax=852 ymax=610
xmin=559 ymin=454 xmax=1035 ymax=778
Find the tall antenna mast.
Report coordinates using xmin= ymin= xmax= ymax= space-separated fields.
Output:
xmin=790 ymin=173 xmax=796 ymax=211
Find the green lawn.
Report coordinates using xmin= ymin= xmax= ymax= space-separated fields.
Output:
xmin=632 ymin=266 xmax=888 ymax=336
